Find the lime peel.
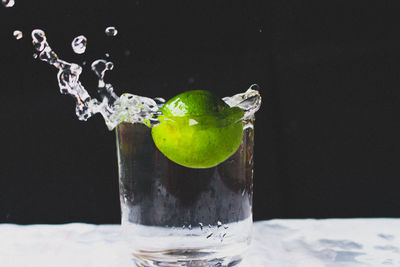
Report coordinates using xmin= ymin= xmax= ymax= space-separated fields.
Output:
xmin=151 ymin=90 xmax=244 ymax=168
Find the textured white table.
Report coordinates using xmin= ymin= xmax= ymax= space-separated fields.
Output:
xmin=0 ymin=219 xmax=399 ymax=267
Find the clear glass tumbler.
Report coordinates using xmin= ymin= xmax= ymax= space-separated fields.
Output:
xmin=116 ymin=117 xmax=255 ymax=266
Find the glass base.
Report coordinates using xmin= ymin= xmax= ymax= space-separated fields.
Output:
xmin=132 ymin=250 xmax=243 ymax=267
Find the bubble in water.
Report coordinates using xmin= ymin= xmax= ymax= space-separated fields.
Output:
xmin=105 ymin=26 xmax=118 ymax=37
xmin=13 ymin=30 xmax=23 ymax=40
xmin=2 ymin=0 xmax=15 ymax=7
xmin=106 ymin=62 xmax=113 ymax=70
xmin=71 ymin=35 xmax=87 ymax=54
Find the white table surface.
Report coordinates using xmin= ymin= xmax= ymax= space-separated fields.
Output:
xmin=0 ymin=219 xmax=399 ymax=267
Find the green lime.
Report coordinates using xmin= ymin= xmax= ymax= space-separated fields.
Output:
xmin=151 ymin=90 xmax=244 ymax=168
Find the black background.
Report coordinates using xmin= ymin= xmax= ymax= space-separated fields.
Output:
xmin=0 ymin=1 xmax=400 ymax=224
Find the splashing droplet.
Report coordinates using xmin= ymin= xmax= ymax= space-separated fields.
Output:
xmin=105 ymin=26 xmax=118 ymax=37
xmin=217 ymin=221 xmax=222 ymax=228
xmin=71 ymin=35 xmax=87 ymax=54
xmin=2 ymin=0 xmax=15 ymax=7
xmin=31 ymin=29 xmax=47 ymax=51
xmin=199 ymin=223 xmax=203 ymax=230
xmin=30 ymin=29 xmax=261 ymax=130
xmin=91 ymin=59 xmax=118 ymax=104
xmin=13 ymin=30 xmax=23 ymax=40
xmin=106 ymin=62 xmax=114 ymax=70
xmin=222 ymin=84 xmax=261 ymax=120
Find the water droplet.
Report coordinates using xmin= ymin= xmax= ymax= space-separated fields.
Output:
xmin=33 ymin=53 xmax=38 ymax=59
xmin=250 ymin=84 xmax=260 ymax=91
xmin=91 ymin=59 xmax=109 ymax=78
xmin=217 ymin=221 xmax=222 ymax=228
xmin=105 ymin=53 xmax=110 ymax=58
xmin=71 ymin=35 xmax=87 ymax=54
xmin=106 ymin=62 xmax=114 ymax=70
xmin=82 ymin=61 xmax=86 ymax=66
xmin=188 ymin=224 xmax=192 ymax=230
xmin=31 ymin=29 xmax=47 ymax=51
xmin=199 ymin=223 xmax=203 ymax=230
xmin=13 ymin=30 xmax=23 ymax=40
xmin=206 ymin=233 xmax=213 ymax=239
xmin=2 ymin=0 xmax=15 ymax=7
xmin=223 ymin=224 xmax=229 ymax=229
xmin=182 ymin=225 xmax=186 ymax=229
xmin=105 ymin=26 xmax=118 ymax=37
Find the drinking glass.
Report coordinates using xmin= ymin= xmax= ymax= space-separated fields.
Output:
xmin=116 ymin=117 xmax=255 ymax=266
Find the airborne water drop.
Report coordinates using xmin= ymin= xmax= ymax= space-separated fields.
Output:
xmin=2 ymin=0 xmax=15 ymax=8
xmin=105 ymin=26 xmax=118 ymax=37
xmin=13 ymin=30 xmax=23 ymax=40
xmin=71 ymin=35 xmax=87 ymax=54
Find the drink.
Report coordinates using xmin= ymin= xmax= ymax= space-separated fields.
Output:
xmin=117 ymin=118 xmax=254 ymax=266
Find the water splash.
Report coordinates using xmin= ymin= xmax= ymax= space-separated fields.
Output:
xmin=91 ymin=59 xmax=118 ymax=104
xmin=223 ymin=84 xmax=262 ymax=120
xmin=71 ymin=35 xmax=87 ymax=54
xmin=105 ymin=26 xmax=118 ymax=37
xmin=31 ymin=29 xmax=161 ymax=129
xmin=2 ymin=0 xmax=15 ymax=7
xmin=31 ymin=30 xmax=261 ymax=130
xmin=13 ymin=30 xmax=22 ymax=40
